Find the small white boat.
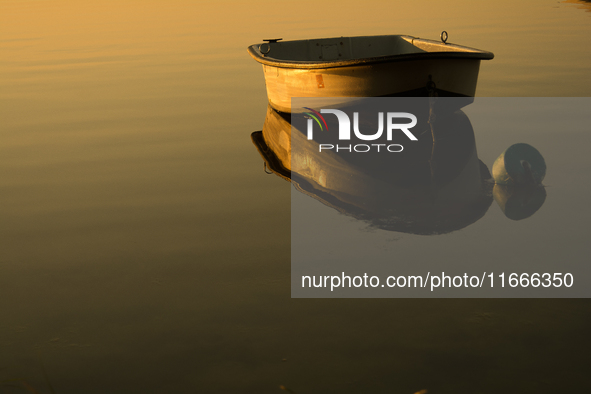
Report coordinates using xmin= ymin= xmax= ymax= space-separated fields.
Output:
xmin=247 ymin=34 xmax=494 ymax=113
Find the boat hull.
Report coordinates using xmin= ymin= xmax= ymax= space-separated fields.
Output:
xmin=261 ymin=57 xmax=482 ymax=113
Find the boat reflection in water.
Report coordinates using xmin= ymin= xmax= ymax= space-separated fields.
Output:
xmin=493 ymin=184 xmax=546 ymax=221
xmin=252 ymin=100 xmax=545 ymax=233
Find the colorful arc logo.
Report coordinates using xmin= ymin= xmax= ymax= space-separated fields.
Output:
xmin=304 ymin=107 xmax=329 ymax=131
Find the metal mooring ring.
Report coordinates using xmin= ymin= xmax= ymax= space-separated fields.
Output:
xmin=260 ymin=43 xmax=271 ymax=55
xmin=440 ymin=31 xmax=448 ymax=44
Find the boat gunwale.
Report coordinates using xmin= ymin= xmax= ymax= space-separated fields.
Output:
xmin=247 ymin=35 xmax=494 ymax=70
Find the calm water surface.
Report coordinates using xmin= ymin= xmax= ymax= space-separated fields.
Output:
xmin=1 ymin=0 xmax=590 ymax=392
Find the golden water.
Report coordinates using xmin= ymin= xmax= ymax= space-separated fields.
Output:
xmin=1 ymin=0 xmax=590 ymax=392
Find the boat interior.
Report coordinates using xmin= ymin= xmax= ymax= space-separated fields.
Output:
xmin=258 ymin=35 xmax=487 ymax=62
